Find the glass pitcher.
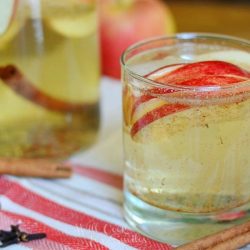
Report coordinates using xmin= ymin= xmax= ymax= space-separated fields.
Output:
xmin=0 ymin=0 xmax=100 ymax=159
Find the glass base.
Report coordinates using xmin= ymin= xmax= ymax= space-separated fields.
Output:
xmin=124 ymin=190 xmax=250 ymax=246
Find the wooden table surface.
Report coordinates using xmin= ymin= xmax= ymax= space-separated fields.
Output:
xmin=167 ymin=1 xmax=250 ymax=40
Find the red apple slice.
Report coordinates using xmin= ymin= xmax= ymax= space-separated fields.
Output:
xmin=131 ymin=61 xmax=249 ymax=119
xmin=195 ymin=50 xmax=250 ymax=70
xmin=154 ymin=61 xmax=250 ymax=86
xmin=131 ymin=98 xmax=167 ymax=125
xmin=123 ymin=85 xmax=135 ymax=126
xmin=131 ymin=103 xmax=188 ymax=137
xmin=130 ymin=64 xmax=184 ymax=117
xmin=0 ymin=0 xmax=17 ymax=36
xmin=130 ymin=60 xmax=250 ymax=138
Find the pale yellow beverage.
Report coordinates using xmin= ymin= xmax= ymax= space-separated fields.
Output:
xmin=0 ymin=0 xmax=99 ymax=158
xmin=125 ymin=93 xmax=250 ymax=213
xmin=122 ymin=34 xmax=250 ymax=244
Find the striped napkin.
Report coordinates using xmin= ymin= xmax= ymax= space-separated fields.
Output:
xmin=0 ymin=78 xmax=172 ymax=250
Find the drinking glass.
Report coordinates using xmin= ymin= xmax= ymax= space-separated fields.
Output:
xmin=0 ymin=0 xmax=100 ymax=158
xmin=122 ymin=33 xmax=250 ymax=244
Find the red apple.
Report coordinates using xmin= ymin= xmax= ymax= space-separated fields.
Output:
xmin=130 ymin=61 xmax=250 ymax=137
xmin=100 ymin=0 xmax=176 ymax=79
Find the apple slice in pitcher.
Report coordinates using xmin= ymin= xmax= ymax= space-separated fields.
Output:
xmin=0 ymin=0 xmax=17 ymax=35
xmin=44 ymin=0 xmax=97 ymax=38
xmin=130 ymin=60 xmax=250 ymax=139
xmin=0 ymin=0 xmax=23 ymax=49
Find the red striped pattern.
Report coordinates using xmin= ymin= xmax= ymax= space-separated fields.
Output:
xmin=73 ymin=165 xmax=123 ymax=189
xmin=0 ymin=210 xmax=107 ymax=250
xmin=0 ymin=177 xmax=171 ymax=250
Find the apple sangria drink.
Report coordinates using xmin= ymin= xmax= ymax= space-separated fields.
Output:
xmin=122 ymin=34 xmax=250 ymax=243
xmin=0 ymin=0 xmax=99 ymax=158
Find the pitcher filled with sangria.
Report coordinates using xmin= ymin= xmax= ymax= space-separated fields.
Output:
xmin=0 ymin=0 xmax=100 ymax=158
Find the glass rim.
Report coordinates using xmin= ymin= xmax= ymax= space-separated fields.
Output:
xmin=120 ymin=32 xmax=250 ymax=92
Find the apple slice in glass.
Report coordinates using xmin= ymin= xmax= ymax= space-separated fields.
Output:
xmin=195 ymin=50 xmax=250 ymax=70
xmin=130 ymin=60 xmax=250 ymax=138
xmin=123 ymin=85 xmax=135 ymax=126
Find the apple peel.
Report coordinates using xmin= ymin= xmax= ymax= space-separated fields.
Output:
xmin=130 ymin=60 xmax=250 ymax=138
xmin=154 ymin=61 xmax=250 ymax=86
xmin=131 ymin=103 xmax=188 ymax=137
xmin=123 ymin=86 xmax=135 ymax=126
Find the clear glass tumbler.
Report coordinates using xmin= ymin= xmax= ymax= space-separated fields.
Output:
xmin=0 ymin=0 xmax=100 ymax=158
xmin=122 ymin=33 xmax=250 ymax=244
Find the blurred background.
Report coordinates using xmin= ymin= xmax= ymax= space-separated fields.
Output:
xmin=100 ymin=0 xmax=250 ymax=78
xmin=166 ymin=0 xmax=250 ymax=39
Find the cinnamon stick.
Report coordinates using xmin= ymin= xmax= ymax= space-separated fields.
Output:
xmin=175 ymin=220 xmax=250 ymax=250
xmin=209 ymin=231 xmax=250 ymax=250
xmin=0 ymin=65 xmax=89 ymax=112
xmin=0 ymin=159 xmax=72 ymax=178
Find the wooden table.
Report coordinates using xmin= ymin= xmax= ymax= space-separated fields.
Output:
xmin=167 ymin=0 xmax=250 ymax=40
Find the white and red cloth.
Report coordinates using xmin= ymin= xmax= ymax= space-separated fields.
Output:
xmin=0 ymin=78 xmax=172 ymax=250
